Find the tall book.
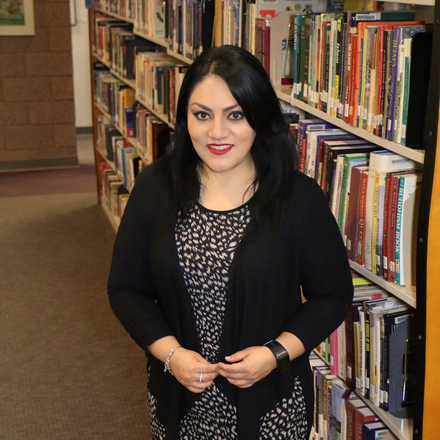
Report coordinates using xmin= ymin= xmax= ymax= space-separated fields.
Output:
xmin=395 ymin=172 xmax=422 ymax=285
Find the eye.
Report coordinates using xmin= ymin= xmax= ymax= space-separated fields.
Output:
xmin=193 ymin=111 xmax=211 ymax=120
xmin=228 ymin=111 xmax=245 ymax=121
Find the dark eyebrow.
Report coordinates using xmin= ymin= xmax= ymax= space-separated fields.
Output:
xmin=190 ymin=102 xmax=241 ymax=112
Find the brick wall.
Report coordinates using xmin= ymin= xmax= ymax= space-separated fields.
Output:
xmin=0 ymin=0 xmax=78 ymax=171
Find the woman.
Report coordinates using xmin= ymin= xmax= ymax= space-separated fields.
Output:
xmin=108 ymin=45 xmax=353 ymax=439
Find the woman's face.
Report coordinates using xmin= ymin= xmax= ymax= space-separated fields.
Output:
xmin=187 ymin=75 xmax=256 ymax=179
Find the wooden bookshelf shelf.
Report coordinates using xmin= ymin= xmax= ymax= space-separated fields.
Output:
xmin=135 ymin=95 xmax=175 ymax=129
xmin=101 ymin=197 xmax=121 ymax=231
xmin=166 ymin=50 xmax=194 ymax=65
xmin=95 ymin=8 xmax=134 ymax=23
xmin=359 ymin=396 xmax=413 ymax=440
xmin=349 ymin=261 xmax=417 ymax=308
xmin=110 ymin=69 xmax=136 ymax=90
xmin=96 ymin=103 xmax=150 ymax=167
xmin=92 ymin=52 xmax=111 ymax=68
xmin=133 ymin=30 xmax=168 ymax=48
xmin=275 ymin=86 xmax=425 ymax=165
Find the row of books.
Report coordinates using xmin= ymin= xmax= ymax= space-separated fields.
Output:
xmin=100 ymin=163 xmax=131 ymax=219
xmin=290 ymin=118 xmax=421 ymax=287
xmin=135 ymin=51 xmax=189 ymax=122
xmin=289 ymin=10 xmax=432 ymax=147
xmin=94 ymin=68 xmax=137 ymax=137
xmin=165 ymin=0 xmax=215 ymax=60
xmin=310 ymin=356 xmax=399 ymax=440
xmin=93 ymin=17 xmax=190 ymax=124
xmin=93 ymin=0 xmax=136 ymax=20
xmin=316 ymin=277 xmax=415 ymax=419
xmin=96 ymin=116 xmax=145 ymax=190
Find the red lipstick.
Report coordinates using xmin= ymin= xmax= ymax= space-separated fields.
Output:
xmin=207 ymin=144 xmax=234 ymax=155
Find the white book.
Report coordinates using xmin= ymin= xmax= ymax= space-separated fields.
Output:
xmin=364 ymin=151 xmax=416 ymax=271
xmin=396 ymin=173 xmax=422 ymax=286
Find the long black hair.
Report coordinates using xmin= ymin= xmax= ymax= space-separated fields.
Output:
xmin=169 ymin=44 xmax=298 ymax=229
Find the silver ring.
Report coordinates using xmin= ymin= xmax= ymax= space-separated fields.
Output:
xmin=198 ymin=372 xmax=204 ymax=383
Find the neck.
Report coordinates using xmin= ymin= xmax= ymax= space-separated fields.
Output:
xmin=198 ymin=164 xmax=256 ymax=211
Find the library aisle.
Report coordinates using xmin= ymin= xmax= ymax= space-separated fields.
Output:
xmin=0 ymin=136 xmax=152 ymax=440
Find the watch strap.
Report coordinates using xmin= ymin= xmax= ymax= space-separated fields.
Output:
xmin=264 ymin=340 xmax=290 ymax=373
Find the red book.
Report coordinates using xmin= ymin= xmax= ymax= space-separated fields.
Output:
xmin=354 ymin=406 xmax=380 ymax=440
xmin=346 ymin=397 xmax=367 ymax=440
xmin=356 ymin=167 xmax=369 ymax=265
xmin=346 ymin=165 xmax=369 ymax=261
xmin=388 ymin=173 xmax=402 ymax=283
xmin=382 ymin=172 xmax=394 ymax=280
xmin=348 ymin=33 xmax=359 ymax=126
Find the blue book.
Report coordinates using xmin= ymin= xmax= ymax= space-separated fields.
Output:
xmin=362 ymin=421 xmax=389 ymax=439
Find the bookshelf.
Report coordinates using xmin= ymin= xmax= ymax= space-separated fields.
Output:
xmin=268 ymin=5 xmax=440 ymax=440
xmin=88 ymin=1 xmax=440 ymax=438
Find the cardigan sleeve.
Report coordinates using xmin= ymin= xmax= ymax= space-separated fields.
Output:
xmin=283 ymin=177 xmax=354 ymax=353
xmin=107 ymin=168 xmax=174 ymax=352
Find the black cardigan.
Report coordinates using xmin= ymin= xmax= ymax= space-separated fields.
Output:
xmin=108 ymin=158 xmax=354 ymax=439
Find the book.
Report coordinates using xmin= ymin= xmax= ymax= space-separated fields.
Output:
xmin=395 ymin=172 xmax=422 ymax=285
xmin=346 ymin=397 xmax=366 ymax=440
xmin=338 ymin=153 xmax=369 ymax=241
xmin=362 ymin=421 xmax=390 ymax=440
xmin=330 ymin=378 xmax=351 ymax=440
xmin=356 ymin=166 xmax=369 ymax=265
xmin=388 ymin=311 xmax=415 ymax=418
xmin=404 ymin=31 xmax=432 ymax=148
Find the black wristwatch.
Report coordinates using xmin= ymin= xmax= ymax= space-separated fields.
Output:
xmin=264 ymin=340 xmax=290 ymax=373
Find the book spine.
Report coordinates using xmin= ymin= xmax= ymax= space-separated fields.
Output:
xmin=395 ymin=176 xmax=406 ymax=284
xmin=383 ymin=172 xmax=393 ymax=280
xmin=387 ymin=28 xmax=400 ymax=141
xmin=357 ymin=169 xmax=369 ymax=265
xmin=389 ymin=176 xmax=402 ymax=283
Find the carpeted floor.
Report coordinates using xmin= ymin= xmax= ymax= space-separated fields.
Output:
xmin=0 ymin=146 xmax=152 ymax=439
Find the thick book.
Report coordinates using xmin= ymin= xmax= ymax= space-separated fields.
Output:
xmin=356 ymin=166 xmax=369 ymax=266
xmin=330 ymin=378 xmax=351 ymax=440
xmin=346 ymin=397 xmax=366 ymax=440
xmin=362 ymin=421 xmax=389 ymax=440
xmin=395 ymin=172 xmax=422 ymax=285
xmin=388 ymin=312 xmax=415 ymax=418
xmin=404 ymin=31 xmax=432 ymax=148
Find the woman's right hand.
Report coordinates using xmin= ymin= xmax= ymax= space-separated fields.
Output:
xmin=169 ymin=348 xmax=219 ymax=393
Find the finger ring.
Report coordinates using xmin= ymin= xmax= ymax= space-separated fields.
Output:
xmin=198 ymin=372 xmax=204 ymax=382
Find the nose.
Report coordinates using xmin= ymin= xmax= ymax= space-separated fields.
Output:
xmin=208 ymin=117 xmax=228 ymax=140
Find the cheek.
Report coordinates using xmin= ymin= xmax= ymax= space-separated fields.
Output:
xmin=187 ymin=118 xmax=203 ymax=144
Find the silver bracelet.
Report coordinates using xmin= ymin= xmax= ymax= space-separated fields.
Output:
xmin=164 ymin=346 xmax=181 ymax=376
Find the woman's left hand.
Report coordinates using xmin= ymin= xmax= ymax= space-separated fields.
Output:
xmin=217 ymin=346 xmax=277 ymax=388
